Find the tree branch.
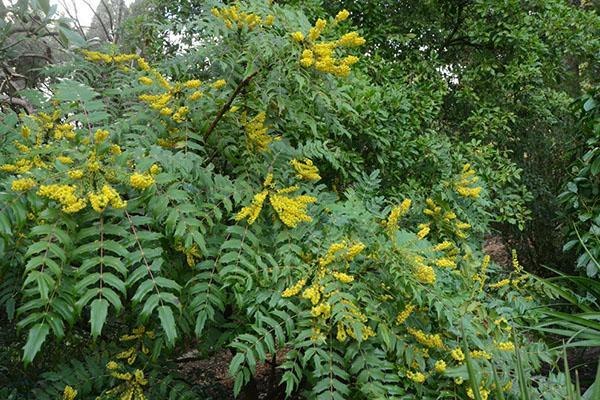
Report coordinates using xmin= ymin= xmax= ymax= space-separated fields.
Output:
xmin=0 ymin=95 xmax=35 ymax=114
xmin=203 ymin=71 xmax=259 ymax=141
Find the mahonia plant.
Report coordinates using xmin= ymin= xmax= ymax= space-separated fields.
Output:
xmin=0 ymin=1 xmax=569 ymax=399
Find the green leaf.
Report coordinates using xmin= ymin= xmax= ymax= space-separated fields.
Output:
xmin=23 ymin=323 xmax=49 ymax=365
xmin=90 ymin=298 xmax=109 ymax=338
xmin=158 ymin=305 xmax=177 ymax=346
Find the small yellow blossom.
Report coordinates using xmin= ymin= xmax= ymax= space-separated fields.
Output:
xmin=11 ymin=178 xmax=37 ymax=191
xmin=235 ymin=190 xmax=268 ymax=224
xmin=290 ymin=158 xmax=321 ymax=181
xmin=189 ymin=90 xmax=204 ymax=101
xmin=331 ymin=271 xmax=354 ymax=283
xmin=211 ymin=79 xmax=226 ymax=89
xmin=496 ymin=341 xmax=515 ymax=352
xmin=335 ymin=9 xmax=350 ymax=22
xmin=184 ymin=79 xmax=202 ymax=89
xmin=415 ymin=264 xmax=436 ymax=284
xmin=62 ymin=385 xmax=77 ymax=400
xmin=434 ymin=360 xmax=447 ymax=373
xmin=130 ymin=172 xmax=155 ymax=190
xmin=407 ymin=328 xmax=444 ymax=349
xmin=68 ymin=169 xmax=84 ymax=179
xmin=94 ymin=129 xmax=110 ymax=142
xmin=406 ymin=370 xmax=426 ymax=383
xmin=291 ymin=31 xmax=304 ymax=42
xmin=489 ymin=279 xmax=510 ymax=289
xmin=282 ymin=278 xmax=306 ymax=297
xmin=417 ymin=223 xmax=430 ymax=239
xmin=269 ymin=191 xmax=317 ymax=228
xmin=138 ymin=76 xmax=153 ymax=85
xmin=396 ymin=304 xmax=415 ymax=325
xmin=385 ymin=199 xmax=411 ymax=235
xmin=56 ymin=156 xmax=74 ymax=164
xmin=450 ymin=348 xmax=465 ymax=362
xmin=435 ymin=258 xmax=457 ymax=269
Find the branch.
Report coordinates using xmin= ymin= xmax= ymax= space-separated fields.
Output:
xmin=0 ymin=95 xmax=35 ymax=114
xmin=81 ymin=0 xmax=112 ymax=41
xmin=203 ymin=71 xmax=259 ymax=141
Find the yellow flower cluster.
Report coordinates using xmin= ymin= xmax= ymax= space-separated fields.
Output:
xmin=407 ymin=328 xmax=444 ymax=349
xmin=62 ymin=385 xmax=77 ymax=400
xmin=282 ymin=278 xmax=307 ymax=297
xmin=385 ymin=198 xmax=411 ymax=236
xmin=433 ymin=241 xmax=452 ymax=252
xmin=434 ymin=360 xmax=446 ymax=373
xmin=512 ymin=249 xmax=522 ymax=273
xmin=172 ymin=106 xmax=189 ymax=123
xmin=293 ymin=14 xmax=364 ymax=77
xmin=38 ymin=184 xmax=87 ymax=213
xmin=129 ymin=172 xmax=155 ymax=190
xmin=473 ymin=254 xmax=491 ymax=285
xmin=423 ymin=198 xmax=441 ymax=216
xmin=416 ymin=223 xmax=430 ymax=239
xmin=435 ymin=257 xmax=457 ymax=269
xmin=11 ymin=178 xmax=37 ymax=192
xmin=396 ymin=303 xmax=415 ymax=325
xmin=495 ymin=341 xmax=515 ymax=352
xmin=82 ymin=50 xmax=138 ymax=65
xmin=211 ymin=6 xmax=274 ymax=31
xmin=175 ymin=242 xmax=201 ymax=267
xmin=470 ymin=350 xmax=492 ymax=360
xmin=302 ymin=285 xmax=322 ymax=305
xmin=311 ymin=302 xmax=331 ymax=318
xmin=88 ymin=184 xmax=127 ymax=212
xmin=455 ymin=163 xmax=481 ymax=198
xmin=335 ymin=9 xmax=350 ymax=22
xmin=269 ymin=189 xmax=317 ymax=228
xmin=450 ymin=347 xmax=465 ymax=362
xmin=318 ymin=240 xmax=365 ymax=267
xmin=290 ymin=158 xmax=321 ymax=181
xmin=94 ymin=129 xmax=110 ymax=142
xmin=243 ymin=112 xmax=272 ymax=152
xmin=415 ymin=264 xmax=436 ymax=284
xmin=406 ymin=370 xmax=426 ymax=383
xmin=331 ymin=271 xmax=354 ymax=283
xmin=105 ymin=362 xmax=147 ymax=400
xmin=235 ymin=190 xmax=269 ymax=224
xmin=467 ymin=387 xmax=490 ymax=400
xmin=489 ymin=278 xmax=510 ymax=289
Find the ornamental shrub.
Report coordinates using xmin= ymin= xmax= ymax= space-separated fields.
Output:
xmin=0 ymin=1 xmax=579 ymax=399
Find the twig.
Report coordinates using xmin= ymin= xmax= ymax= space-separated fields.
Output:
xmin=0 ymin=95 xmax=35 ymax=113
xmin=203 ymin=71 xmax=259 ymax=141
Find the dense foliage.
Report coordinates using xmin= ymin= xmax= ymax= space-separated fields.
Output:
xmin=0 ymin=0 xmax=599 ymax=399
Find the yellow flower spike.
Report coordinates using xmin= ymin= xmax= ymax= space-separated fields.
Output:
xmin=395 ymin=304 xmax=415 ymax=325
xmin=264 ymin=15 xmax=275 ymax=25
xmin=130 ymin=172 xmax=155 ymax=190
xmin=331 ymin=271 xmax=354 ymax=283
xmin=184 ymin=79 xmax=202 ymax=89
xmin=450 ymin=348 xmax=465 ymax=362
xmin=337 ymin=31 xmax=366 ymax=47
xmin=407 ymin=328 xmax=444 ymax=349
xmin=138 ymin=76 xmax=153 ymax=85
xmin=346 ymin=242 xmax=365 ymax=260
xmin=234 ymin=190 xmax=269 ymax=224
xmin=495 ymin=341 xmax=515 ymax=352
xmin=415 ymin=264 xmax=436 ymax=284
xmin=106 ymin=361 xmax=119 ymax=370
xmin=189 ymin=90 xmax=204 ymax=101
xmin=406 ymin=370 xmax=426 ymax=383
xmin=385 ymin=198 xmax=411 ymax=235
xmin=211 ymin=79 xmax=226 ymax=89
xmin=488 ymin=278 xmax=510 ymax=289
xmin=435 ymin=258 xmax=457 ymax=269
xmin=62 ymin=385 xmax=78 ymax=400
xmin=290 ymin=158 xmax=321 ymax=181
xmin=282 ymin=278 xmax=306 ymax=297
xmin=291 ymin=31 xmax=304 ymax=42
xmin=134 ymin=369 xmax=147 ymax=385
xmin=335 ymin=9 xmax=350 ymax=22
xmin=160 ymin=107 xmax=173 ymax=116
xmin=301 ymin=285 xmax=321 ymax=305
xmin=149 ymin=164 xmax=161 ymax=175
xmin=416 ymin=223 xmax=430 ymax=239
xmin=434 ymin=360 xmax=447 ymax=373
xmin=470 ymin=350 xmax=492 ymax=360
xmin=244 ymin=111 xmax=272 ymax=152
xmin=11 ymin=178 xmax=37 ymax=192
xmin=172 ymin=106 xmax=189 ymax=123
xmin=269 ymin=192 xmax=317 ymax=228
